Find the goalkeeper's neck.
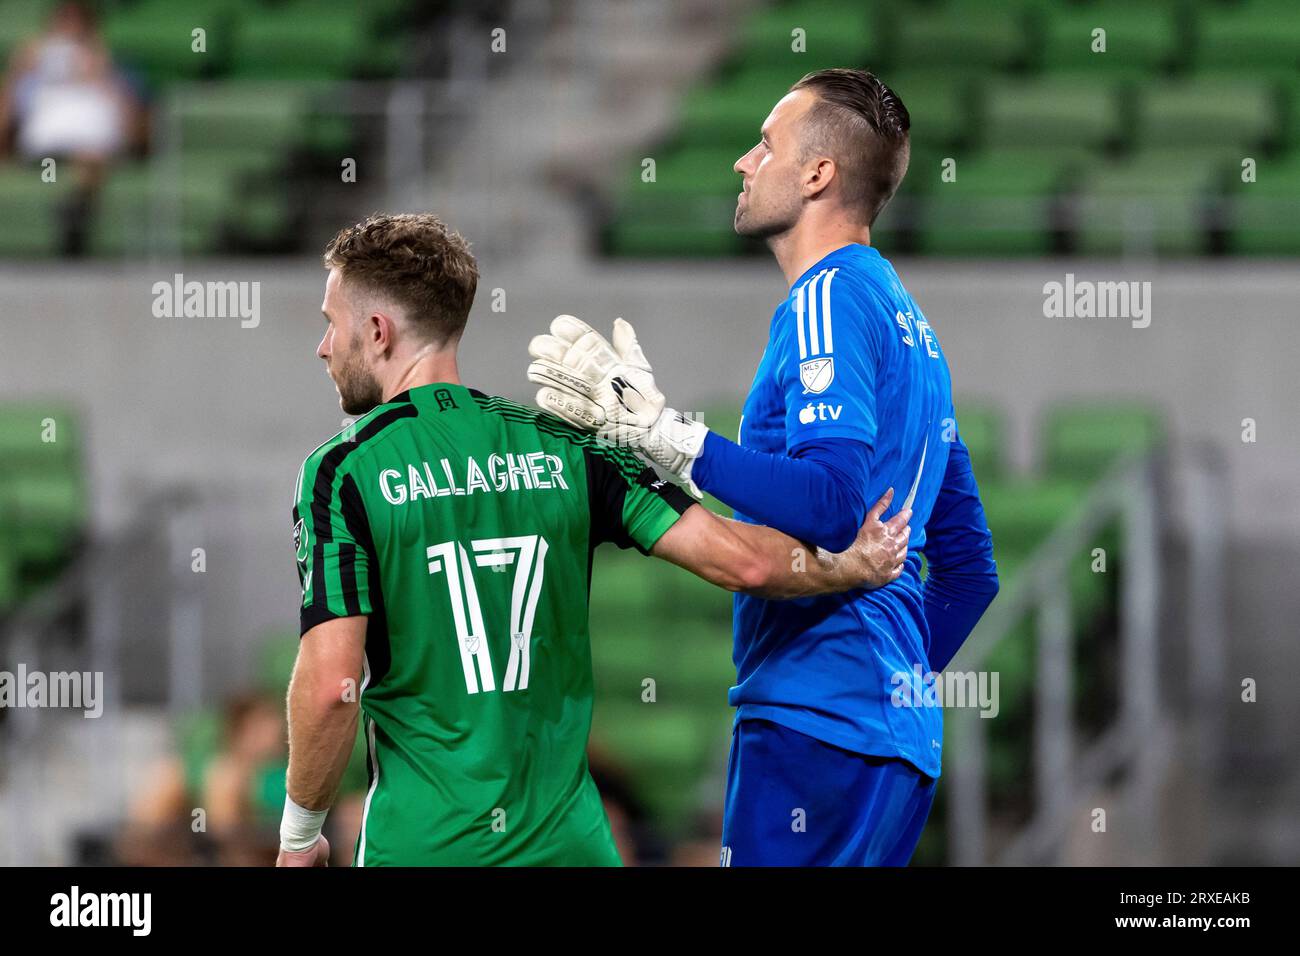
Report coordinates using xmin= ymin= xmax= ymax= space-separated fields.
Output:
xmin=769 ymin=208 xmax=872 ymax=288
xmin=381 ymin=340 xmax=463 ymax=402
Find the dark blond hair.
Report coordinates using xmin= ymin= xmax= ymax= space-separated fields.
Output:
xmin=790 ymin=69 xmax=911 ymax=227
xmin=323 ymin=213 xmax=479 ymax=345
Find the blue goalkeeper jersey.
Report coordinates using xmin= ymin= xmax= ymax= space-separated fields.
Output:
xmin=731 ymin=243 xmax=953 ymax=778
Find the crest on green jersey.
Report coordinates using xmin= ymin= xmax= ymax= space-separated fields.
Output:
xmin=294 ymin=517 xmax=309 ymax=565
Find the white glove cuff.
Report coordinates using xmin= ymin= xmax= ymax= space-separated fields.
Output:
xmin=679 ymin=455 xmax=705 ymax=500
xmin=654 ymin=408 xmax=709 ymax=458
xmin=280 ymin=795 xmax=328 ymax=852
xmin=648 ymin=408 xmax=709 ymax=494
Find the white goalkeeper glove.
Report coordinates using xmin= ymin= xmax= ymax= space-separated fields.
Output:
xmin=527 ymin=315 xmax=708 ymax=497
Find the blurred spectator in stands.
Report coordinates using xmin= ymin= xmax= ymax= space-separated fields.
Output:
xmin=201 ymin=692 xmax=288 ymax=864
xmin=116 ymin=692 xmax=287 ymax=866
xmin=0 ymin=1 xmax=148 ymax=255
xmin=114 ymin=743 xmax=202 ymax=866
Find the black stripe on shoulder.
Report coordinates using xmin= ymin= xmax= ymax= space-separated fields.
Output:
xmin=476 ymin=397 xmax=645 ymax=480
xmin=310 ymin=403 xmax=418 ymax=546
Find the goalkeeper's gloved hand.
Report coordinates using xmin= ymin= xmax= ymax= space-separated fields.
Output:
xmin=526 ymin=315 xmax=708 ymax=497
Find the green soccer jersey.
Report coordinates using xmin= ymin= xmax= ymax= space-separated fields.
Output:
xmin=291 ymin=382 xmax=692 ymax=866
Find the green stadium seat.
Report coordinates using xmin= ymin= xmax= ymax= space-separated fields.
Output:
xmin=90 ymin=161 xmax=232 ymax=256
xmin=676 ymin=67 xmax=804 ymax=154
xmin=0 ymin=401 xmax=79 ymax=465
xmin=172 ymin=81 xmax=329 ymax=155
xmin=737 ymin=1 xmax=876 ymax=72
xmin=229 ymin=3 xmax=374 ymax=80
xmin=980 ymin=78 xmax=1125 ymax=150
xmin=1225 ymin=156 xmax=1300 ymax=254
xmin=0 ymin=162 xmax=75 ymax=257
xmin=1271 ymin=73 xmax=1300 ymax=151
xmin=605 ymin=195 xmax=743 ymax=258
xmin=954 ymin=403 xmax=1007 ymax=483
xmin=1034 ymin=2 xmax=1182 ymax=74
xmin=1039 ymin=403 xmax=1164 ymax=480
xmin=0 ymin=402 xmax=85 ymax=571
xmin=0 ymin=542 xmax=19 ymax=613
xmin=914 ymin=149 xmax=1086 ymax=256
xmin=641 ymin=146 xmax=743 ymax=197
xmin=302 ymin=111 xmax=356 ymax=161
xmin=886 ymin=71 xmax=980 ymax=153
xmin=5 ymin=471 xmax=86 ymax=564
xmin=978 ymin=478 xmax=1091 ymax=562
xmin=102 ymin=0 xmax=243 ymax=88
xmin=1134 ymin=80 xmax=1280 ymax=151
xmin=1192 ymin=0 xmax=1300 ymax=72
xmin=881 ymin=0 xmax=1031 ymax=71
xmin=1074 ymin=148 xmax=1236 ymax=255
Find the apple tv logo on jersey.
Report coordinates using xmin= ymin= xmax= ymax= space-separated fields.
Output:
xmin=799 ymin=402 xmax=843 ymax=425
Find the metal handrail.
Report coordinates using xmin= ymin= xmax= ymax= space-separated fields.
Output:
xmin=946 ymin=452 xmax=1163 ymax=865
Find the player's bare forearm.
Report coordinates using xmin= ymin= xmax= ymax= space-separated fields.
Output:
xmin=286 ymin=616 xmax=366 ymax=811
xmin=715 ymin=514 xmax=850 ymax=599
xmin=651 ymin=496 xmax=909 ymax=600
xmin=716 ymin=514 xmax=908 ymax=599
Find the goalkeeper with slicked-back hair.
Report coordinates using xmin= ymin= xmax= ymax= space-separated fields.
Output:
xmin=528 ymin=69 xmax=999 ymax=866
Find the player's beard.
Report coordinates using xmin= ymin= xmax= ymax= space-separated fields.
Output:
xmin=332 ymin=333 xmax=384 ymax=415
xmin=734 ymin=181 xmax=800 ymax=240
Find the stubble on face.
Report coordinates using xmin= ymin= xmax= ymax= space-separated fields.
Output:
xmin=734 ymin=177 xmax=801 ymax=240
xmin=332 ymin=328 xmax=383 ymax=416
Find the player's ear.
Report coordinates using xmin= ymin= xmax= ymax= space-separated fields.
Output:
xmin=803 ymin=156 xmax=834 ymax=199
xmin=368 ymin=309 xmax=394 ymax=352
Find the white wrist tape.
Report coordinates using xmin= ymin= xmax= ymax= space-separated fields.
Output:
xmin=279 ymin=795 xmax=328 ymax=852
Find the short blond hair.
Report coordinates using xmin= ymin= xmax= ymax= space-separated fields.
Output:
xmin=323 ymin=212 xmax=479 ymax=344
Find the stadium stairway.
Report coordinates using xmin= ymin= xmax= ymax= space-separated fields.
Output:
xmin=396 ymin=0 xmax=761 ymax=267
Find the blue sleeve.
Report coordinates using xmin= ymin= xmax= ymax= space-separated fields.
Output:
xmin=692 ymin=431 xmax=870 ymax=552
xmin=920 ymin=435 xmax=1000 ymax=671
xmin=780 ymin=266 xmax=883 ymax=450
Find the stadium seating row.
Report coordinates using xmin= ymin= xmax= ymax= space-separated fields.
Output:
xmin=0 ymin=0 xmax=415 ymax=87
xmin=606 ymin=0 xmax=1300 ymax=257
xmin=0 ymin=0 xmax=423 ymax=256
